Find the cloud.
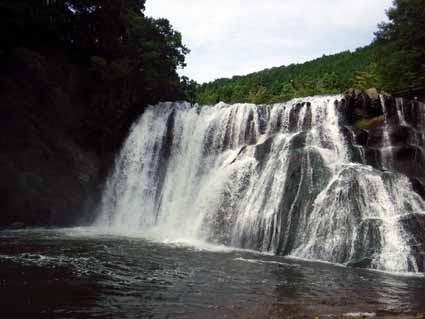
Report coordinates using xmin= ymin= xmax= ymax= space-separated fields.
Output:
xmin=145 ymin=0 xmax=393 ymax=83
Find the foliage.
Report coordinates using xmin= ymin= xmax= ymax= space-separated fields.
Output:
xmin=375 ymin=0 xmax=425 ymax=94
xmin=355 ymin=115 xmax=385 ymax=130
xmin=352 ymin=63 xmax=383 ymax=91
xmin=180 ymin=76 xmax=199 ymax=103
xmin=195 ymin=0 xmax=425 ymax=105
xmin=196 ymin=45 xmax=381 ymax=105
xmin=0 ymin=0 xmax=190 ymax=152
xmin=0 ymin=0 xmax=189 ymax=102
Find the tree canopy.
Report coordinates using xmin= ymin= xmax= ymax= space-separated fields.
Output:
xmin=0 ymin=0 xmax=191 ymax=153
xmin=0 ymin=0 xmax=189 ymax=103
xmin=195 ymin=45 xmax=380 ymax=105
xmin=375 ymin=0 xmax=425 ymax=94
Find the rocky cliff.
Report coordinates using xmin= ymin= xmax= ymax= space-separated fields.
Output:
xmin=341 ymin=88 xmax=425 ymax=269
xmin=342 ymin=88 xmax=425 ymax=197
xmin=0 ymin=48 xmax=144 ymax=228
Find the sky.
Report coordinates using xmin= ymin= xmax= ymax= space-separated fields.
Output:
xmin=145 ymin=0 xmax=393 ymax=83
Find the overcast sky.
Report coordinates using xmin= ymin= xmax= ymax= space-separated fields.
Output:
xmin=145 ymin=0 xmax=393 ymax=83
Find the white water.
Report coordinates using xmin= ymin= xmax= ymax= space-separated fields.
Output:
xmin=396 ymin=98 xmax=408 ymax=126
xmin=380 ymin=95 xmax=394 ymax=169
xmin=96 ymin=96 xmax=425 ymax=273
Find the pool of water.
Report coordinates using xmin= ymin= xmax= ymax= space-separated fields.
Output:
xmin=1 ymin=229 xmax=424 ymax=318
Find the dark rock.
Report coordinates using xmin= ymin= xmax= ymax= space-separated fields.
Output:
xmin=390 ymin=126 xmax=414 ymax=145
xmin=399 ymin=214 xmax=425 ymax=272
xmin=254 ymin=136 xmax=274 ymax=165
xmin=341 ymin=125 xmax=368 ymax=146
xmin=411 ymin=178 xmax=425 ymax=200
xmin=288 ymin=103 xmax=305 ymax=132
xmin=394 ymin=145 xmax=422 ymax=162
xmin=276 ymin=149 xmax=332 ymax=255
xmin=354 ymin=128 xmax=369 ymax=146
xmin=365 ymin=126 xmax=384 ymax=148
xmin=343 ymin=88 xmax=382 ymax=124
xmin=365 ymin=88 xmax=379 ymax=103
xmin=289 ymin=132 xmax=307 ymax=151
xmin=0 ymin=48 xmax=138 ymax=228
xmin=302 ymin=103 xmax=312 ymax=130
xmin=363 ymin=148 xmax=382 ymax=169
xmin=349 ymin=218 xmax=383 ymax=269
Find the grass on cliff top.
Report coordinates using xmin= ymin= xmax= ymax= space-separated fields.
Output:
xmin=355 ymin=115 xmax=385 ymax=129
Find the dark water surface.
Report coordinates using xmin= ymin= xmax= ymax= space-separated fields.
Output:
xmin=1 ymin=229 xmax=425 ymax=319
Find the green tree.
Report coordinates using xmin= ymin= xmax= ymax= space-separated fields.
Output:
xmin=280 ymin=81 xmax=297 ymax=101
xmin=352 ymin=63 xmax=382 ymax=90
xmin=180 ymin=76 xmax=199 ymax=103
xmin=248 ymin=86 xmax=270 ymax=104
xmin=0 ymin=0 xmax=190 ymax=152
xmin=195 ymin=45 xmax=378 ymax=104
xmin=375 ymin=0 xmax=425 ymax=93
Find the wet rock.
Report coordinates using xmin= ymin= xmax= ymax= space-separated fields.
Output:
xmin=288 ymin=103 xmax=304 ymax=132
xmin=399 ymin=214 xmax=425 ymax=272
xmin=390 ymin=126 xmax=414 ymax=145
xmin=277 ymin=149 xmax=332 ymax=255
xmin=254 ymin=136 xmax=274 ymax=165
xmin=345 ymin=91 xmax=425 ymax=200
xmin=343 ymin=88 xmax=382 ymax=124
xmin=289 ymin=132 xmax=307 ymax=151
xmin=342 ymin=126 xmax=368 ymax=146
xmin=349 ymin=218 xmax=383 ymax=269
xmin=410 ymin=178 xmax=425 ymax=200
xmin=365 ymin=127 xmax=384 ymax=148
xmin=302 ymin=103 xmax=312 ymax=131
xmin=365 ymin=88 xmax=379 ymax=102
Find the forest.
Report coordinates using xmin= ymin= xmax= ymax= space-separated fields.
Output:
xmin=0 ymin=0 xmax=191 ymax=153
xmin=195 ymin=0 xmax=425 ymax=105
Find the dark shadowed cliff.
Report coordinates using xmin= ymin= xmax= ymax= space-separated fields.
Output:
xmin=0 ymin=0 xmax=189 ymax=228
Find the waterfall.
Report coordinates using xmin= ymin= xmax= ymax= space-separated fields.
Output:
xmin=380 ymin=95 xmax=394 ymax=169
xmin=396 ymin=98 xmax=408 ymax=126
xmin=95 ymin=96 xmax=425 ymax=273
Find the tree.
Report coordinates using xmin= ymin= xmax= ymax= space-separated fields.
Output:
xmin=375 ymin=0 xmax=425 ymax=93
xmin=180 ymin=76 xmax=199 ymax=103
xmin=352 ymin=63 xmax=382 ymax=91
xmin=248 ymin=86 xmax=270 ymax=104
xmin=280 ymin=82 xmax=297 ymax=101
xmin=194 ymin=45 xmax=378 ymax=104
xmin=0 ymin=0 xmax=190 ymax=153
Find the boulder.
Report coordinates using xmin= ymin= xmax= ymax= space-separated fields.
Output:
xmin=365 ymin=88 xmax=379 ymax=102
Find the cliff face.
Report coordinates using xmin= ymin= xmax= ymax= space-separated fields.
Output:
xmin=0 ymin=49 xmax=142 ymax=228
xmin=341 ymin=89 xmax=425 ymax=269
xmin=342 ymin=89 xmax=425 ymax=197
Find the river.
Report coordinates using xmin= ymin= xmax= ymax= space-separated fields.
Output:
xmin=1 ymin=229 xmax=425 ymax=318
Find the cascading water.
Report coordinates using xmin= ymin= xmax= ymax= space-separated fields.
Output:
xmin=96 ymin=96 xmax=425 ymax=273
xmin=380 ymin=95 xmax=394 ymax=169
xmin=396 ymin=97 xmax=408 ymax=126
